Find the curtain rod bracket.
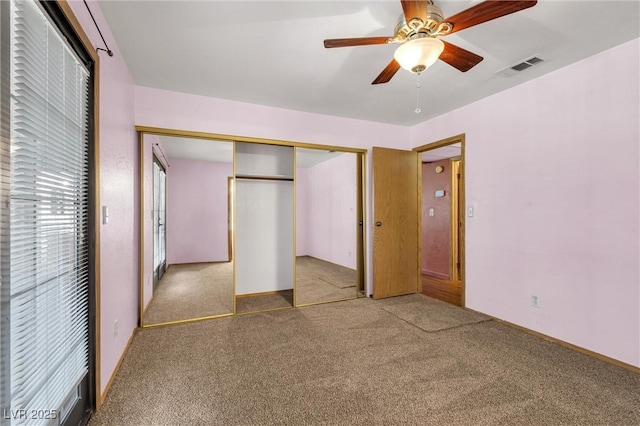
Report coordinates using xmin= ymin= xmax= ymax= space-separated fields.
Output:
xmin=96 ymin=47 xmax=113 ymax=57
xmin=83 ymin=1 xmax=114 ymax=58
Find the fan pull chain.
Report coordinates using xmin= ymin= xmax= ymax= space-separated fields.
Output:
xmin=415 ymin=73 xmax=422 ymax=114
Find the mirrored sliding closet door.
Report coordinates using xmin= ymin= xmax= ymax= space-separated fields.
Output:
xmin=295 ymin=148 xmax=364 ymax=305
xmin=140 ymin=133 xmax=234 ymax=326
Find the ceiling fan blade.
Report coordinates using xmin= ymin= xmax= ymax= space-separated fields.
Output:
xmin=439 ymin=41 xmax=484 ymax=72
xmin=401 ymin=0 xmax=428 ymax=25
xmin=372 ymin=59 xmax=401 ymax=85
xmin=445 ymin=1 xmax=537 ymax=35
xmin=324 ymin=37 xmax=392 ymax=48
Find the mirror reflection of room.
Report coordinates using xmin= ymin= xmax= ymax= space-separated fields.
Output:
xmin=141 ymin=134 xmax=234 ymax=325
xmin=295 ymin=148 xmax=358 ymax=306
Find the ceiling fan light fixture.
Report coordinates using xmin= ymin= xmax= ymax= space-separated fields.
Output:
xmin=393 ymin=37 xmax=444 ymax=73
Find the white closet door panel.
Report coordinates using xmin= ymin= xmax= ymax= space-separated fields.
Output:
xmin=235 ymin=142 xmax=294 ymax=178
xmin=235 ymin=179 xmax=294 ymax=294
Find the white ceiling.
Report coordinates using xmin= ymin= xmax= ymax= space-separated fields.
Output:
xmin=158 ymin=135 xmax=348 ymax=167
xmin=100 ymin=1 xmax=639 ymax=127
xmin=159 ymin=135 xmax=234 ymax=163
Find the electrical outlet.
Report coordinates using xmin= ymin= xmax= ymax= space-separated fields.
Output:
xmin=113 ymin=319 xmax=119 ymax=338
xmin=530 ymin=295 xmax=540 ymax=308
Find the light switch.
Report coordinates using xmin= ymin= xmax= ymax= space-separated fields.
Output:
xmin=467 ymin=207 xmax=474 ymax=217
xmin=102 ymin=206 xmax=109 ymax=224
xmin=429 ymin=208 xmax=434 ymax=217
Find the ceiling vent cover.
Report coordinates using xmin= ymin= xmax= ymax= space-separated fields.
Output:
xmin=496 ymin=55 xmax=547 ymax=77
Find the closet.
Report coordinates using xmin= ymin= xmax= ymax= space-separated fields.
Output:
xmin=138 ymin=127 xmax=366 ymax=325
xmin=235 ymin=143 xmax=295 ymax=312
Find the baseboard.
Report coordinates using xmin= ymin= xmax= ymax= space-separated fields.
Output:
xmin=467 ymin=309 xmax=640 ymax=374
xmin=236 ymin=289 xmax=291 ymax=298
xmin=422 ymin=269 xmax=450 ymax=280
xmin=97 ymin=328 xmax=138 ymax=409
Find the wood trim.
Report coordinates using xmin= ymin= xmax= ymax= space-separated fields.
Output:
xmin=235 ymin=290 xmax=291 ymax=298
xmin=412 ymin=134 xmax=464 ymax=152
xmin=450 ymin=159 xmax=461 ymax=281
xmin=141 ymin=312 xmax=234 ymax=329
xmin=96 ymin=328 xmax=137 ymax=408
xmin=235 ymin=174 xmax=294 ymax=182
xmin=292 ymin=148 xmax=297 ymax=307
xmin=92 ymin=61 xmax=102 ymax=410
xmin=135 ymin=126 xmax=367 ymax=154
xmin=139 ymin=134 xmax=146 ymax=325
xmin=227 ymin=177 xmax=233 ymax=262
xmin=232 ymin=142 xmax=237 ymax=314
xmin=57 ymin=0 xmax=102 ymax=409
xmin=468 ymin=310 xmax=640 ymax=374
xmin=57 ymin=1 xmax=99 ymax=63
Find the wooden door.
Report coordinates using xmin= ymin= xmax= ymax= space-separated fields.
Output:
xmin=373 ymin=147 xmax=419 ymax=299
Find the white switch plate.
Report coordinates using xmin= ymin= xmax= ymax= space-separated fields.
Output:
xmin=467 ymin=207 xmax=474 ymax=217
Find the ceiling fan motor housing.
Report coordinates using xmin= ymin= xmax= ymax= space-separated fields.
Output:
xmin=423 ymin=4 xmax=445 ymax=32
xmin=396 ymin=3 xmax=450 ymax=41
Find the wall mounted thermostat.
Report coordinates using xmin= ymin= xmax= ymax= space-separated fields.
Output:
xmin=435 ymin=190 xmax=445 ymax=197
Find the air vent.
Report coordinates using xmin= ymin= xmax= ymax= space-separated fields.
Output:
xmin=511 ymin=62 xmax=532 ymax=71
xmin=496 ymin=54 xmax=548 ymax=77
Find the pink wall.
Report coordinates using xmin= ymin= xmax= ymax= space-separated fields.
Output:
xmin=166 ymin=159 xmax=232 ymax=264
xmin=303 ymin=154 xmax=358 ymax=269
xmin=67 ymin=1 xmax=138 ymax=395
xmin=409 ymin=38 xmax=640 ymax=367
xmin=421 ymin=160 xmax=451 ymax=279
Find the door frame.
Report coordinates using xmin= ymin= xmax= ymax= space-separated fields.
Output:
xmin=227 ymin=176 xmax=234 ymax=262
xmin=413 ymin=134 xmax=466 ymax=307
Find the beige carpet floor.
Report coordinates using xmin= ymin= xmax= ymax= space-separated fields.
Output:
xmin=236 ymin=290 xmax=293 ymax=314
xmin=296 ymin=256 xmax=357 ymax=305
xmin=143 ymin=262 xmax=233 ymax=325
xmin=91 ymin=294 xmax=639 ymax=426
xmin=145 ymin=257 xmax=357 ymax=323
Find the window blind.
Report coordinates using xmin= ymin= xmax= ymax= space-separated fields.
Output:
xmin=4 ymin=0 xmax=91 ymax=424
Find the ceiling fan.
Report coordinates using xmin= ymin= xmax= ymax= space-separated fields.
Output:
xmin=324 ymin=0 xmax=537 ymax=84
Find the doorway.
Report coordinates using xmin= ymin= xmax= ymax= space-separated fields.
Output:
xmin=414 ymin=135 xmax=465 ymax=307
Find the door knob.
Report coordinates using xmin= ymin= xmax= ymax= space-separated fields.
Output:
xmin=375 ymin=221 xmax=382 ymax=227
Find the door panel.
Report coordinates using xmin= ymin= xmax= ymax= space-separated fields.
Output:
xmin=373 ymin=147 xmax=419 ymax=299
